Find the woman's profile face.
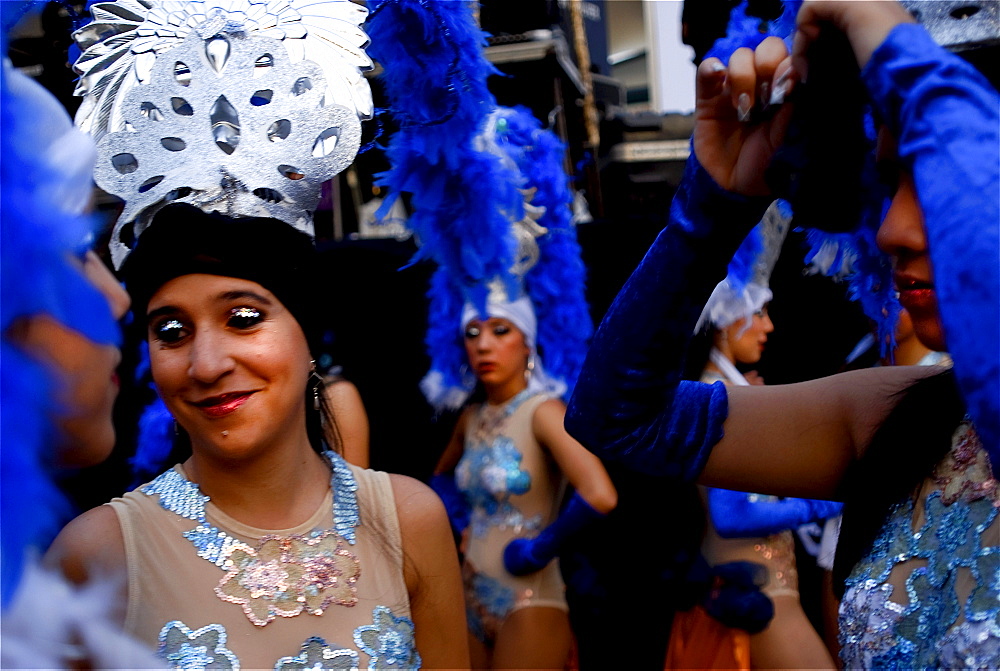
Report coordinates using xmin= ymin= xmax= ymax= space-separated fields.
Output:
xmin=463 ymin=317 xmax=530 ymax=389
xmin=876 ymin=172 xmax=946 ymax=353
xmin=724 ymin=307 xmax=774 ymax=365
xmin=12 ymin=251 xmax=131 ymax=467
xmin=874 ymin=127 xmax=945 ymax=352
xmin=146 ymin=273 xmax=312 ymax=459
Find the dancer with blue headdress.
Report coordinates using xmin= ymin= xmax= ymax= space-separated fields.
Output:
xmin=424 ymin=107 xmax=616 ymax=670
xmin=0 ymin=2 xmax=159 ymax=666
xmin=566 ymin=0 xmax=998 ymax=667
xmin=367 ymin=6 xmax=615 ymax=665
xmin=371 ymin=25 xmax=617 ymax=661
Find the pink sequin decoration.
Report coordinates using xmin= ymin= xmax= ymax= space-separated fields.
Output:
xmin=215 ymin=530 xmax=361 ymax=627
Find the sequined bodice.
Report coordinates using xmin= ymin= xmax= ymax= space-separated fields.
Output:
xmin=109 ymin=453 xmax=421 ymax=670
xmin=840 ymin=419 xmax=999 ymax=669
xmin=456 ymin=391 xmax=552 ymax=537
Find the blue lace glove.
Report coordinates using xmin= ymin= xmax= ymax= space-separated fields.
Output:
xmin=566 ymin=155 xmax=772 ymax=480
xmin=503 ymin=492 xmax=605 ymax=576
xmin=428 ymin=473 xmax=469 ymax=536
xmin=707 ymin=487 xmax=843 ymax=539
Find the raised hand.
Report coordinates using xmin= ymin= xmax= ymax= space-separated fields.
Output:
xmin=792 ymin=0 xmax=916 ymax=78
xmin=692 ymin=36 xmax=796 ymax=197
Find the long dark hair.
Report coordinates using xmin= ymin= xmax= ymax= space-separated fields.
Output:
xmin=832 ymin=368 xmax=965 ymax=596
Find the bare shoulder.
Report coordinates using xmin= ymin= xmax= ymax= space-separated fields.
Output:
xmin=532 ymin=396 xmax=567 ymax=427
xmin=46 ymin=504 xmax=125 ymax=585
xmin=388 ymin=474 xmax=456 ymax=595
xmin=325 ymin=378 xmax=363 ymax=408
xmin=388 ymin=473 xmax=448 ymax=531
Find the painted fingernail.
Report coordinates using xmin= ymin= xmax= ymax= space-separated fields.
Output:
xmin=770 ymin=82 xmax=787 ymax=105
xmin=709 ymin=60 xmax=726 ymax=73
xmin=759 ymin=82 xmax=770 ymax=111
xmin=737 ymin=92 xmax=751 ymax=122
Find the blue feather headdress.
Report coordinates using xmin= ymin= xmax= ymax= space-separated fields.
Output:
xmin=365 ymin=0 xmax=522 ymax=312
xmin=367 ymin=0 xmax=590 ymax=410
xmin=697 ymin=200 xmax=791 ymax=334
xmin=708 ymin=0 xmax=899 ymax=353
xmin=420 ymin=107 xmax=593 ymax=410
xmin=1 ymin=5 xmax=120 ymax=607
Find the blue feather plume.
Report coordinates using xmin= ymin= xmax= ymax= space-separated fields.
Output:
xmin=1 ymin=19 xmax=119 ymax=606
xmin=366 ymin=0 xmax=522 ymax=310
xmin=419 ymin=106 xmax=592 ymax=409
xmin=499 ymin=107 xmax=592 ymax=396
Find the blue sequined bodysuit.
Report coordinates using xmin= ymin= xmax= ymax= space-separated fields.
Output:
xmin=456 ymin=391 xmax=568 ymax=644
xmin=840 ymin=420 xmax=999 ymax=668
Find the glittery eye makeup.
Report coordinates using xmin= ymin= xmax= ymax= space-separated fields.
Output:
xmin=228 ymin=306 xmax=264 ymax=329
xmin=153 ymin=318 xmax=187 ymax=344
xmin=465 ymin=325 xmax=481 ymax=339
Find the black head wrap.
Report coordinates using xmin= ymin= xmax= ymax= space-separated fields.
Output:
xmin=121 ymin=203 xmax=322 ymax=353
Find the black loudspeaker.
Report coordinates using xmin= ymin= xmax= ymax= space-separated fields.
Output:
xmin=478 ymin=0 xmax=561 ymax=39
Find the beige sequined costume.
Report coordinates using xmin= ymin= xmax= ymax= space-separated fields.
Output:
xmin=456 ymin=391 xmax=568 ymax=644
xmin=107 ymin=454 xmax=420 ymax=669
xmin=698 ymin=372 xmax=798 ymax=598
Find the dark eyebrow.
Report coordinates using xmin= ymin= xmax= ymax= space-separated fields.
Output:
xmin=219 ymin=290 xmax=273 ymax=305
xmin=146 ymin=290 xmax=273 ymax=322
xmin=146 ymin=305 xmax=179 ymax=323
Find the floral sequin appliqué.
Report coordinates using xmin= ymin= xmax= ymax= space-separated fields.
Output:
xmin=159 ymin=605 xmax=420 ymax=670
xmin=840 ymin=419 xmax=1000 ymax=669
xmin=159 ymin=621 xmax=239 ymax=670
xmin=275 ymin=636 xmax=359 ymax=670
xmin=143 ymin=452 xmax=362 ymax=627
xmin=462 ymin=561 xmax=516 ymax=644
xmin=216 ymin=530 xmax=361 ymax=626
xmin=457 ymin=390 xmax=542 ymax=537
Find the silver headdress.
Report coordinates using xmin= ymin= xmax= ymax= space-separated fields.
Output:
xmin=899 ymin=1 xmax=1000 ymax=52
xmin=73 ymin=0 xmax=373 ymax=268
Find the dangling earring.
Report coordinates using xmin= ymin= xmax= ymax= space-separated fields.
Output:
xmin=309 ymin=359 xmax=323 ymax=411
xmin=524 ymin=355 xmax=536 ymax=382
xmin=173 ymin=420 xmax=180 ymax=437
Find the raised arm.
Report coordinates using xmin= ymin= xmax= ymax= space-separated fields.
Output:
xmin=865 ymin=26 xmax=1000 ymax=456
xmin=565 ymin=46 xmax=788 ymax=478
xmin=794 ymin=0 xmax=1000 ymax=467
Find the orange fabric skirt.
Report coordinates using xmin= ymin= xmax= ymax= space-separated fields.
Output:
xmin=665 ymin=606 xmax=750 ymax=670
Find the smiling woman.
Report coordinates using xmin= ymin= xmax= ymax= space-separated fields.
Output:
xmin=48 ymin=206 xmax=469 ymax=670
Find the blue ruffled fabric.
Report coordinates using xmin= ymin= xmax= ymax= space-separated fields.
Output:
xmin=863 ymin=24 xmax=1000 ymax=468
xmin=707 ymin=488 xmax=842 ymax=539
xmin=565 ymin=157 xmax=771 ymax=478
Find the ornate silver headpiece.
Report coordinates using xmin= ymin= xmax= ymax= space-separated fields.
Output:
xmin=73 ymin=0 xmax=373 ymax=268
xmin=899 ymin=1 xmax=1000 ymax=52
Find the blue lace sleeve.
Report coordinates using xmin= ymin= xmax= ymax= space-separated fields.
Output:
xmin=565 ymin=156 xmax=772 ymax=479
xmin=707 ymin=487 xmax=843 ymax=539
xmin=862 ymin=24 xmax=1000 ymax=466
